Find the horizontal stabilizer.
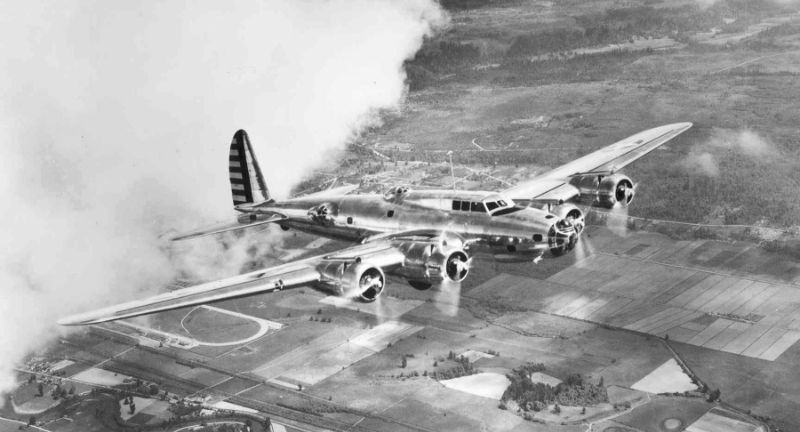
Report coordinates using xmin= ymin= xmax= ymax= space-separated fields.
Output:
xmin=170 ymin=213 xmax=285 ymax=241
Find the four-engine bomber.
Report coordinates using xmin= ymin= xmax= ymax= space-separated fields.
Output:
xmin=59 ymin=122 xmax=692 ymax=326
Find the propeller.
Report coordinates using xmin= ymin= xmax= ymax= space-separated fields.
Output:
xmin=357 ymin=268 xmax=384 ymax=302
xmin=445 ymin=252 xmax=471 ymax=282
xmin=614 ymin=181 xmax=635 ymax=206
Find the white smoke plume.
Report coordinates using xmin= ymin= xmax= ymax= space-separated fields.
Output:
xmin=0 ymin=0 xmax=445 ymax=399
xmin=708 ymin=129 xmax=776 ymax=158
xmin=684 ymin=151 xmax=720 ymax=177
xmin=682 ymin=128 xmax=775 ymax=177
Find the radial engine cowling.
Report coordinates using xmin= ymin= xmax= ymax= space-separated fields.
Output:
xmin=317 ymin=261 xmax=386 ymax=302
xmin=393 ymin=241 xmax=470 ymax=289
xmin=569 ymin=173 xmax=635 ymax=209
xmin=550 ymin=204 xmax=585 ymax=235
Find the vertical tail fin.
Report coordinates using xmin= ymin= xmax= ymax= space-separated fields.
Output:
xmin=229 ymin=130 xmax=271 ymax=206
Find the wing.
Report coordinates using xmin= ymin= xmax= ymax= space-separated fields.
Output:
xmin=58 ymin=240 xmax=405 ymax=326
xmin=502 ymin=122 xmax=692 ymax=202
xmin=169 ymin=213 xmax=286 ymax=241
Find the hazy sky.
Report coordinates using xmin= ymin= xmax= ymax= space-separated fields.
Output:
xmin=0 ymin=0 xmax=445 ymax=397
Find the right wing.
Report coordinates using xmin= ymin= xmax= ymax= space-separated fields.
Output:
xmin=502 ymin=122 xmax=692 ymax=203
xmin=58 ymin=240 xmax=404 ymax=326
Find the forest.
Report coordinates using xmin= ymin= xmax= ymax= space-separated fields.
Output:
xmin=405 ymin=0 xmax=796 ymax=89
xmin=501 ymin=363 xmax=608 ymax=410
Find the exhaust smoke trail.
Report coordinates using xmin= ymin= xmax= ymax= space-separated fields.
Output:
xmin=0 ymin=0 xmax=445 ymax=399
xmin=681 ymin=128 xmax=777 ymax=177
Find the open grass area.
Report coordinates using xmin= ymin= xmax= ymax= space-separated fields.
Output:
xmin=181 ymin=306 xmax=261 ymax=344
xmin=615 ymin=397 xmax=712 ymax=432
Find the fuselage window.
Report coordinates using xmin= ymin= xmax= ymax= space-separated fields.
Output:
xmin=346 ymin=216 xmax=353 ymax=224
xmin=533 ymin=234 xmax=543 ymax=242
xmin=452 ymin=200 xmax=461 ymax=211
xmin=471 ymin=202 xmax=486 ymax=212
xmin=486 ymin=201 xmax=499 ymax=211
xmin=387 ymin=210 xmax=395 ymax=218
xmin=460 ymin=201 xmax=470 ymax=211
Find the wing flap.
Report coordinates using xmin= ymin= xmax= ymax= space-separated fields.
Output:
xmin=524 ymin=182 xmax=581 ymax=205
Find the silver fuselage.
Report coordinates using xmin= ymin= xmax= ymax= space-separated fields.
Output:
xmin=239 ymin=188 xmax=575 ymax=257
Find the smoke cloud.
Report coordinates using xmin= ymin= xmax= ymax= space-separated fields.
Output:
xmin=683 ymin=151 xmax=720 ymax=177
xmin=0 ymin=0 xmax=445 ymax=398
xmin=681 ymin=128 xmax=775 ymax=177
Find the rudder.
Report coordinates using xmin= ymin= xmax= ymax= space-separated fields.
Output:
xmin=229 ymin=130 xmax=270 ymax=206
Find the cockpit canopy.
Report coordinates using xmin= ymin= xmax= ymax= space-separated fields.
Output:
xmin=451 ymin=194 xmax=516 ymax=216
xmin=483 ymin=194 xmax=516 ymax=216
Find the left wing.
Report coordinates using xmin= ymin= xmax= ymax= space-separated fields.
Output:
xmin=502 ymin=122 xmax=692 ymax=202
xmin=58 ymin=240 xmax=405 ymax=326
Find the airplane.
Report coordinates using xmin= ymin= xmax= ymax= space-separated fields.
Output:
xmin=59 ymin=122 xmax=692 ymax=326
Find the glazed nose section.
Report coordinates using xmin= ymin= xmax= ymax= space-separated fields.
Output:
xmin=548 ymin=218 xmax=578 ymax=256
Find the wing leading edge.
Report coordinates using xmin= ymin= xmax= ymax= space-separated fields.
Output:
xmin=503 ymin=122 xmax=692 ymax=202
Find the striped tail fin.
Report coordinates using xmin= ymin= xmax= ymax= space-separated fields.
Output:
xmin=229 ymin=130 xmax=271 ymax=206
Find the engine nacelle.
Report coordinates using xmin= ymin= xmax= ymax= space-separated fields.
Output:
xmin=317 ymin=261 xmax=385 ymax=302
xmin=392 ymin=241 xmax=470 ymax=289
xmin=569 ymin=173 xmax=635 ymax=209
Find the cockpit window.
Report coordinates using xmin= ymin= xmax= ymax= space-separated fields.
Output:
xmin=482 ymin=195 xmax=518 ymax=216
